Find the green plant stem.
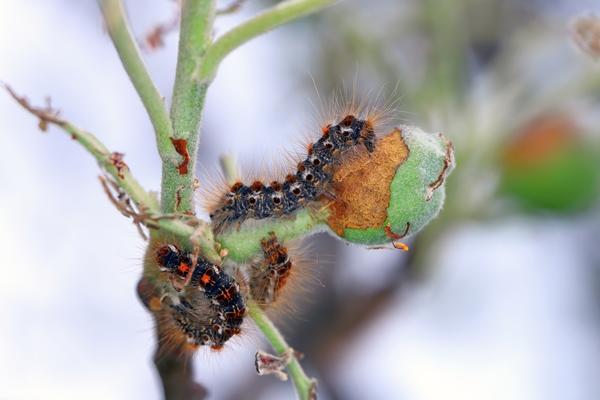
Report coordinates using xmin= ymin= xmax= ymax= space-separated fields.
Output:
xmin=165 ymin=0 xmax=217 ymax=214
xmin=217 ymin=209 xmax=327 ymax=263
xmin=200 ymin=0 xmax=337 ymax=82
xmin=5 ymin=85 xmax=222 ymax=264
xmin=219 ymin=154 xmax=239 ymax=185
xmin=98 ymin=0 xmax=177 ymax=164
xmin=5 ymin=85 xmax=156 ymax=211
xmin=248 ymin=301 xmax=316 ymax=400
xmin=418 ymin=0 xmax=467 ymax=107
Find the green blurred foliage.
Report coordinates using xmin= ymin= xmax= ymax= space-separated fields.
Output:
xmin=501 ymin=140 xmax=600 ymax=213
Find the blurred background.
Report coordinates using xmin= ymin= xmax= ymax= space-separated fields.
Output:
xmin=1 ymin=0 xmax=600 ymax=399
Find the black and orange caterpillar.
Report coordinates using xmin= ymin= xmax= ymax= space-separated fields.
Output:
xmin=208 ymin=115 xmax=376 ymax=233
xmin=249 ymin=232 xmax=293 ymax=306
xmin=156 ymin=244 xmax=246 ymax=350
xmin=154 ymin=231 xmax=301 ymax=347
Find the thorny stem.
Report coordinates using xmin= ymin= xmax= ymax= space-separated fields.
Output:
xmin=99 ymin=0 xmax=178 ymax=164
xmin=200 ymin=0 xmax=337 ymax=82
xmin=248 ymin=301 xmax=317 ymax=400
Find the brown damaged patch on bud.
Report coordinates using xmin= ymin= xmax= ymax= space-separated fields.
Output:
xmin=327 ymin=128 xmax=409 ymax=235
xmin=325 ymin=126 xmax=454 ymax=246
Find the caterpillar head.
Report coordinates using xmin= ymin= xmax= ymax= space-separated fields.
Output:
xmin=328 ymin=115 xmax=376 ymax=153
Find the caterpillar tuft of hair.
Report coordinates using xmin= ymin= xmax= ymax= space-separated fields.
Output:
xmin=207 ymin=114 xmax=377 ymax=233
xmin=155 ymin=244 xmax=246 ymax=350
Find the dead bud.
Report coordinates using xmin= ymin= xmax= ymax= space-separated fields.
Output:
xmin=255 ymin=349 xmax=295 ymax=381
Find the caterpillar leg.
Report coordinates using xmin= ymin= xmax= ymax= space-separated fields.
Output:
xmin=249 ymin=232 xmax=293 ymax=306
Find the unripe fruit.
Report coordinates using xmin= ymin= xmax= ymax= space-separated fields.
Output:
xmin=326 ymin=126 xmax=455 ymax=245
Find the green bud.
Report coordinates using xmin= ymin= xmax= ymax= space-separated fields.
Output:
xmin=499 ymin=114 xmax=600 ymax=213
xmin=326 ymin=126 xmax=454 ymax=245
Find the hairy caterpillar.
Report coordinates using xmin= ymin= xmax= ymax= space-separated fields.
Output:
xmin=153 ymin=231 xmax=313 ymax=348
xmin=249 ymin=232 xmax=293 ymax=306
xmin=207 ymin=114 xmax=377 ymax=233
xmin=247 ymin=232 xmax=320 ymax=321
xmin=155 ymin=244 xmax=246 ymax=350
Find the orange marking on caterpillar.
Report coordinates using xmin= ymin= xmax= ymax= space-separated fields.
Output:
xmin=201 ymin=273 xmax=212 ymax=285
xmin=177 ymin=262 xmax=191 ymax=274
xmin=250 ymin=181 xmax=265 ymax=191
xmin=154 ymin=242 xmax=246 ymax=348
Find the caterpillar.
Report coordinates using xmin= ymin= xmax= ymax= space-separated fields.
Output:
xmin=155 ymin=244 xmax=246 ymax=350
xmin=153 ymin=232 xmax=309 ymax=348
xmin=248 ymin=232 xmax=320 ymax=321
xmin=207 ymin=114 xmax=377 ymax=233
xmin=249 ymin=232 xmax=293 ymax=306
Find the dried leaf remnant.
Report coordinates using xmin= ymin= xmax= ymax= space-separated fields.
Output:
xmin=170 ymin=138 xmax=190 ymax=175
